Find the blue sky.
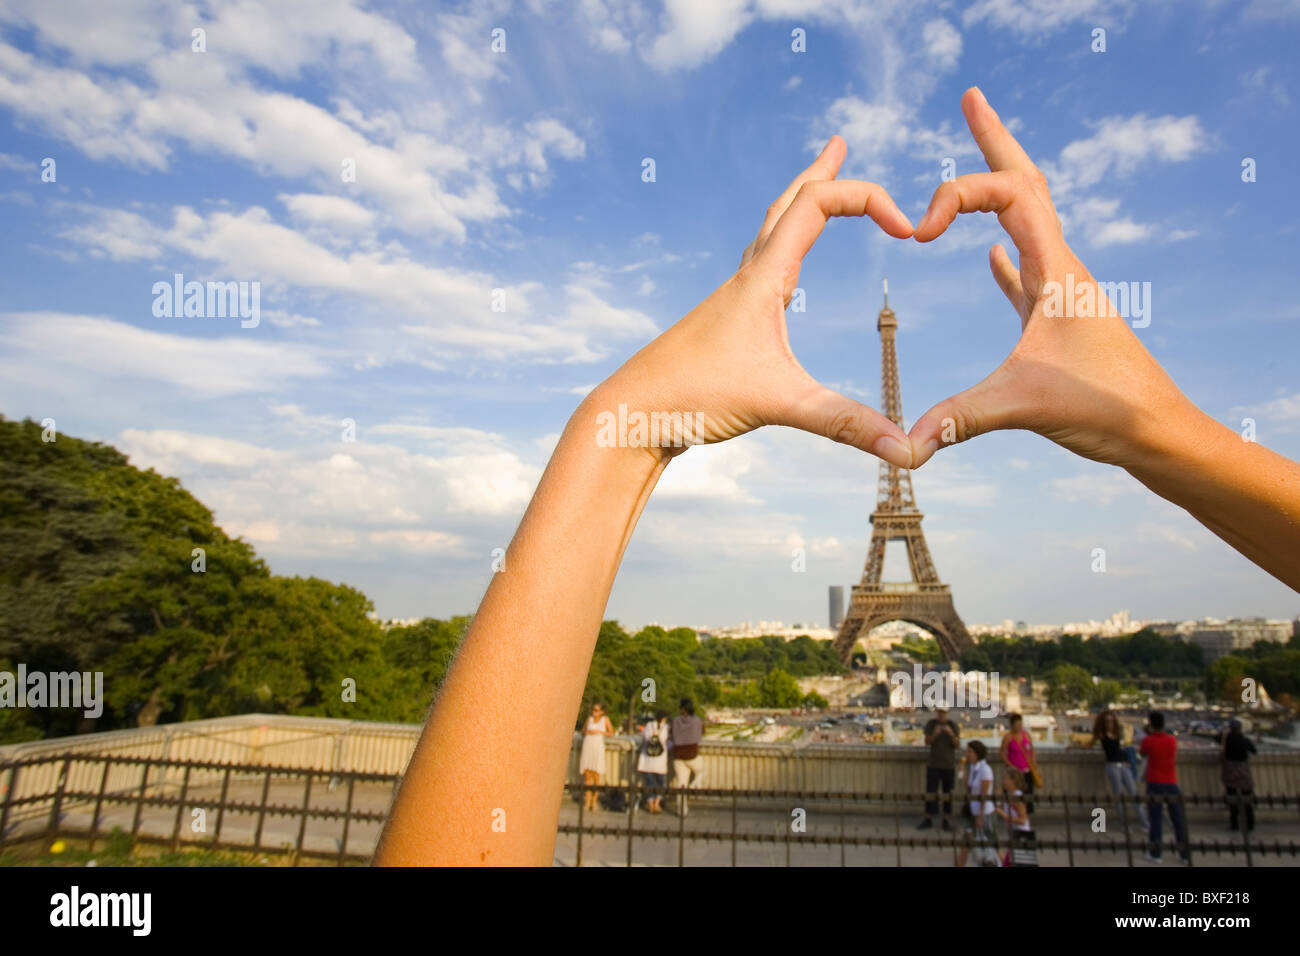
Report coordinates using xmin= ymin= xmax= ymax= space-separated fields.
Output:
xmin=2 ymin=0 xmax=1298 ymax=629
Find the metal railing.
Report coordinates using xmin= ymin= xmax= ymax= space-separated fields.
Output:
xmin=560 ymin=782 xmax=1300 ymax=868
xmin=6 ymin=714 xmax=1300 ymax=801
xmin=3 ymin=751 xmax=1298 ymax=867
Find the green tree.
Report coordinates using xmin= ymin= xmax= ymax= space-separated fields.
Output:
xmin=1045 ymin=663 xmax=1093 ymax=709
xmin=1087 ymin=679 xmax=1125 ymax=709
xmin=757 ymin=668 xmax=803 ymax=708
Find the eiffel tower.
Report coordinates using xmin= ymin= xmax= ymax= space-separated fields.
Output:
xmin=832 ymin=281 xmax=973 ymax=663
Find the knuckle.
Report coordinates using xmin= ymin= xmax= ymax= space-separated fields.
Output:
xmin=941 ymin=405 xmax=983 ymax=444
xmin=826 ymin=408 xmax=863 ymax=447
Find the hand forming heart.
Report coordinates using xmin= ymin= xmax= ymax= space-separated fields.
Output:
xmin=590 ymin=86 xmax=1203 ymax=483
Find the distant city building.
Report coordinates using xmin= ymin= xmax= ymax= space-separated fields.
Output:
xmin=1170 ymin=617 xmax=1294 ymax=663
xmin=697 ymin=611 xmax=1295 ymax=654
xmin=829 ymin=586 xmax=844 ymax=630
xmin=704 ymin=620 xmax=838 ymax=641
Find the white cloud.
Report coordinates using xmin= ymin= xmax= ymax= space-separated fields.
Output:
xmin=815 ymin=95 xmax=978 ymax=179
xmin=1036 ymin=114 xmax=1208 ymax=248
xmin=643 ymin=0 xmax=753 ymax=70
xmin=60 ymin=202 xmax=658 ymax=362
xmin=112 ymin=421 xmax=542 ymax=559
xmin=0 ymin=3 xmax=585 ymax=241
xmin=922 ymin=18 xmax=962 ymax=69
xmin=963 ymin=0 xmax=1131 ymax=36
xmin=655 ymin=440 xmax=759 ymax=502
xmin=0 ymin=312 xmax=330 ymax=397
xmin=1136 ymin=521 xmax=1202 ymax=552
xmin=279 ymin=193 xmax=377 ymax=231
xmin=1050 ymin=471 xmax=1142 ymax=506
xmin=1043 ymin=114 xmax=1207 ymax=201
xmin=1232 ymin=392 xmax=1300 ymax=429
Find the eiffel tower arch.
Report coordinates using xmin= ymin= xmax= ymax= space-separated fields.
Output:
xmin=833 ymin=282 xmax=973 ymax=664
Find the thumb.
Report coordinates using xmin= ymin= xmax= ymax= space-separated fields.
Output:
xmin=907 ymin=369 xmax=1020 ymax=468
xmin=768 ymin=378 xmax=913 ymax=468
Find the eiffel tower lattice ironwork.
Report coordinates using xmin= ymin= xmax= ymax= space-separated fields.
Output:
xmin=832 ymin=281 xmax=974 ymax=663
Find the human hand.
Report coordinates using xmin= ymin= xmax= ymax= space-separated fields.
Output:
xmin=907 ymin=88 xmax=1199 ymax=472
xmin=582 ymin=137 xmax=915 ymax=468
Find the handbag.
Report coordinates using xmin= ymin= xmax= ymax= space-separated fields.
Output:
xmin=1030 ymin=766 xmax=1043 ymax=788
xmin=1008 ymin=828 xmax=1039 ymax=867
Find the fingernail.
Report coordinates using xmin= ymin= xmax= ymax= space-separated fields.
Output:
xmin=873 ymin=435 xmax=912 ymax=469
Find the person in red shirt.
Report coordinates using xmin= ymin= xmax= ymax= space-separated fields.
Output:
xmin=1139 ymin=712 xmax=1188 ymax=863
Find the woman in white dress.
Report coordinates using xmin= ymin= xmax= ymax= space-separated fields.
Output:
xmin=579 ymin=702 xmax=613 ymax=811
xmin=956 ymin=740 xmax=998 ymax=867
xmin=637 ymin=710 xmax=670 ymax=813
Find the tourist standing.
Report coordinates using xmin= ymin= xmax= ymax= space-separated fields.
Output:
xmin=579 ymin=702 xmax=614 ymax=811
xmin=638 ymin=710 xmax=670 ymax=813
xmin=1140 ymin=711 xmax=1188 ymax=864
xmin=918 ymin=706 xmax=960 ymax=830
xmin=1221 ymin=719 xmax=1257 ymax=832
xmin=1086 ymin=710 xmax=1148 ymax=833
xmin=956 ymin=740 xmax=998 ymax=867
xmin=1000 ymin=713 xmax=1039 ymax=813
xmin=670 ymin=698 xmax=706 ymax=816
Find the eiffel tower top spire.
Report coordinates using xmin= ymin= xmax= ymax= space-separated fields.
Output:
xmin=875 ymin=280 xmax=915 ymax=511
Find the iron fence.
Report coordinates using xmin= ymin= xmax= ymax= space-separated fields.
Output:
xmin=2 ymin=752 xmax=1298 ymax=867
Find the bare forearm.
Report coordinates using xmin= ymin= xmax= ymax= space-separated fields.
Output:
xmin=374 ymin=389 xmax=666 ymax=865
xmin=1128 ymin=404 xmax=1300 ymax=590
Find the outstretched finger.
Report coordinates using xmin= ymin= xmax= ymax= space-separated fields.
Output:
xmin=756 ymin=179 xmax=913 ymax=294
xmin=750 ymin=136 xmax=848 ymax=257
xmin=913 ymin=171 xmax=1060 ymax=267
xmin=989 ymin=243 xmax=1028 ymax=326
xmin=962 ymin=87 xmax=1037 ymax=174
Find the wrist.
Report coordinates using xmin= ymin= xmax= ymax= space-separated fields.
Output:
xmin=579 ymin=378 xmax=698 ymax=468
xmin=1122 ymin=399 xmax=1233 ymax=496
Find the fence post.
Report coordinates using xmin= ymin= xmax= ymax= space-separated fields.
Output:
xmin=677 ymin=795 xmax=685 ymax=867
xmin=44 ymin=756 xmax=71 ymax=851
xmin=88 ymin=757 xmax=112 ymax=854
xmin=0 ymin=764 xmax=21 ymax=846
xmin=130 ymin=757 xmax=152 ymax=842
xmin=214 ymin=765 xmax=232 ymax=844
xmin=894 ymin=790 xmax=902 ymax=867
xmin=1240 ymin=792 xmax=1253 ymax=867
xmin=624 ymin=776 xmax=635 ymax=867
xmin=1122 ymin=790 xmax=1135 ymax=868
xmin=337 ymin=775 xmax=357 ymax=866
xmin=293 ymin=772 xmax=314 ymax=865
xmin=840 ymin=799 xmax=846 ymax=868
xmin=575 ymin=783 xmax=584 ymax=869
xmin=1062 ymin=792 xmax=1074 ymax=867
xmin=170 ymin=764 xmax=192 ymax=852
xmin=731 ymin=789 xmax=738 ymax=867
xmin=252 ymin=769 xmax=272 ymax=850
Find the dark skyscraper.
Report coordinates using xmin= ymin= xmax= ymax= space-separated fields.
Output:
xmin=829 ymin=585 xmax=844 ymax=630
